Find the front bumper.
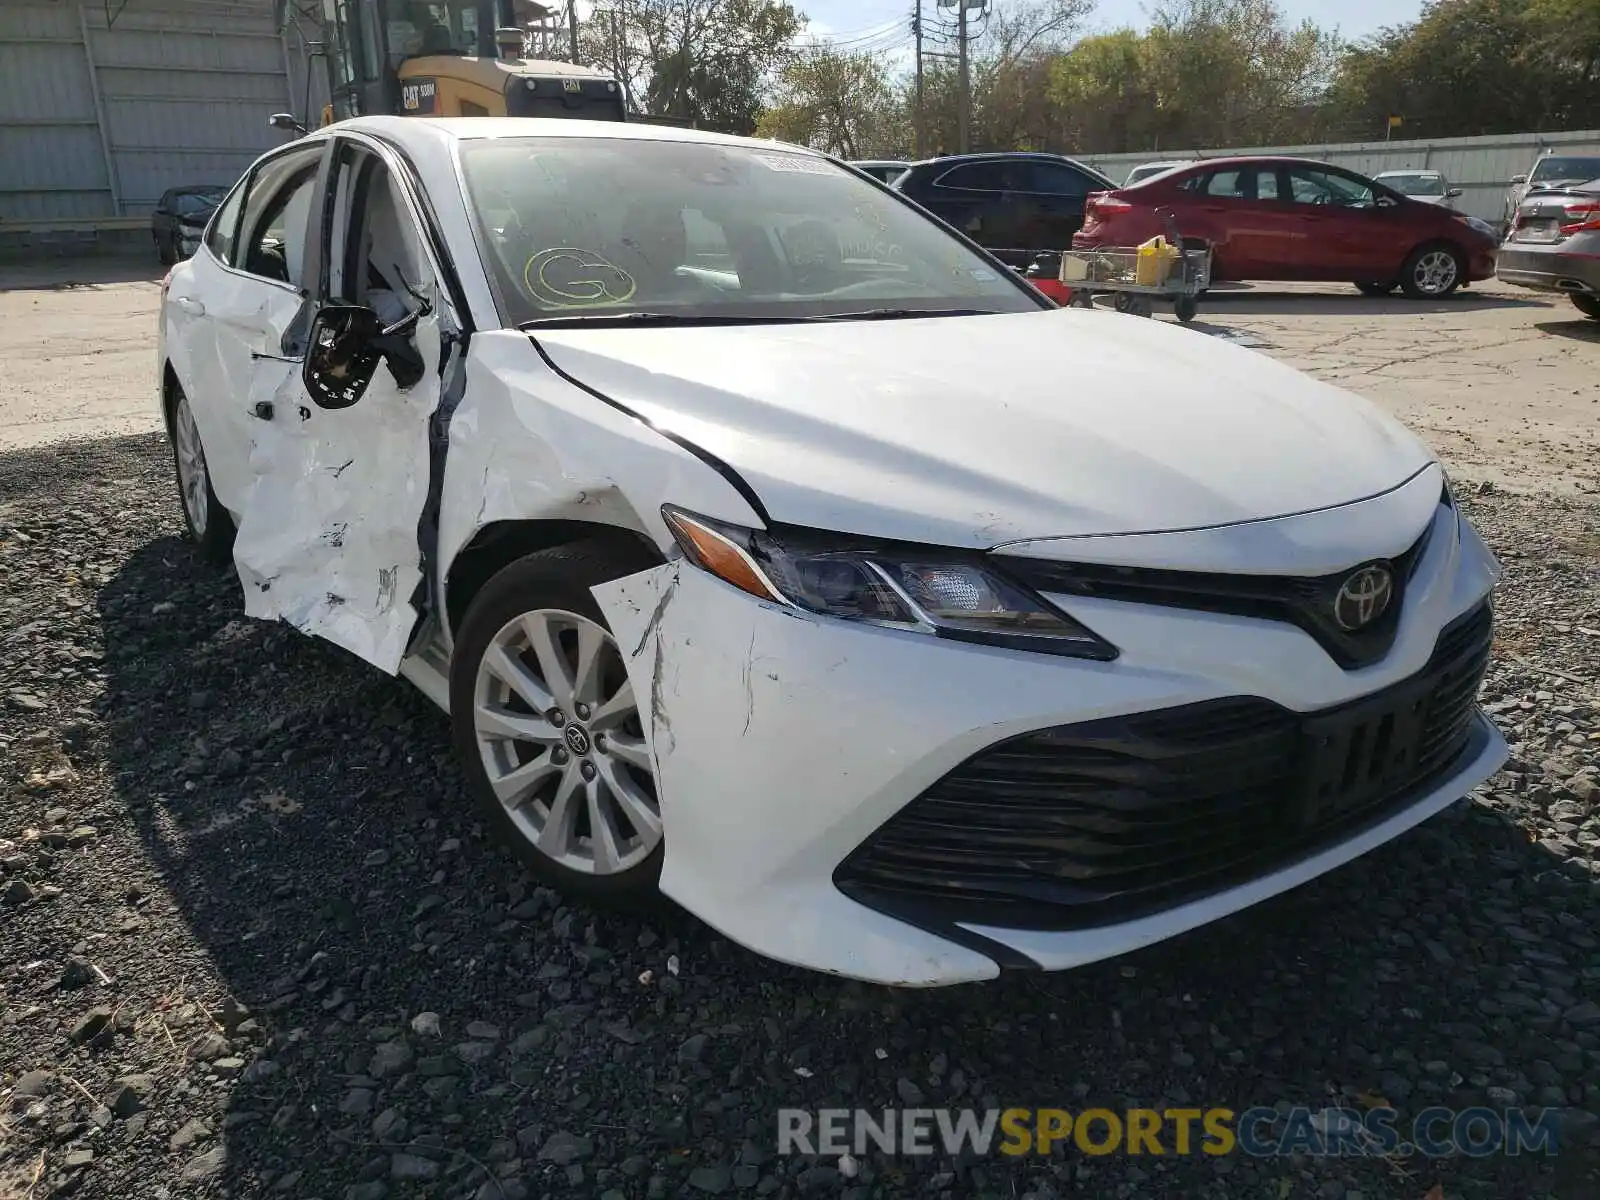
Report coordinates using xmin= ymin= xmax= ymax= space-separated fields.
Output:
xmin=593 ymin=494 xmax=1504 ymax=986
xmin=1495 ymin=235 xmax=1600 ymax=295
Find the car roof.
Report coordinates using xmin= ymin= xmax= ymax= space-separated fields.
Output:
xmin=853 ymin=159 xmax=909 ymax=167
xmin=314 ymin=115 xmax=826 ymax=159
xmin=1375 ymin=169 xmax=1441 ymax=177
xmin=907 ymin=151 xmax=1094 ymax=167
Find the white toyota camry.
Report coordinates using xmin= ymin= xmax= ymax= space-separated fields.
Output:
xmin=158 ymin=117 xmax=1506 ymax=986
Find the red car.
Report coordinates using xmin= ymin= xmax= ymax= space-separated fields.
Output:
xmin=1073 ymin=156 xmax=1499 ymax=298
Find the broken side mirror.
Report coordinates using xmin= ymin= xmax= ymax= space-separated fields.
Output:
xmin=1510 ymin=173 xmax=1528 ymax=185
xmin=304 ymin=305 xmax=385 ymax=410
xmin=270 ymin=112 xmax=309 ymax=136
xmin=1446 ymin=186 xmax=1463 ymax=198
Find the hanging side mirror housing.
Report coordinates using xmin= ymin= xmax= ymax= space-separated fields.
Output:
xmin=304 ymin=306 xmax=384 ymax=409
xmin=269 ymin=112 xmax=308 ymax=136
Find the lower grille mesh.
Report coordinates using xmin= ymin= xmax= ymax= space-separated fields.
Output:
xmin=836 ymin=603 xmax=1492 ymax=930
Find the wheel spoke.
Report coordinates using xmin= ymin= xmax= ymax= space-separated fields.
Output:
xmin=571 ymin=620 xmax=608 ymax=708
xmin=474 ymin=702 xmax=563 ymax=745
xmin=522 ymin=613 xmax=575 ymax=711
xmin=536 ymin=764 xmax=584 ymax=857
xmin=605 ymin=731 xmax=653 ymax=772
xmin=586 ymin=776 xmax=624 ymax=873
xmin=597 ymin=757 xmax=661 ymax=838
xmin=588 ymin=679 xmax=636 ymax=731
xmin=482 ymin=644 xmax=555 ymax=713
xmin=489 ymin=751 xmax=560 ymax=809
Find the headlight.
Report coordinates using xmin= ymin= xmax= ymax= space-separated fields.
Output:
xmin=661 ymin=507 xmax=1117 ymax=660
xmin=1456 ymin=214 xmax=1497 ymax=239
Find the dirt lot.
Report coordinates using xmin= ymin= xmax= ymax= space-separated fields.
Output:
xmin=3 ymin=258 xmax=1598 ymax=494
xmin=2 ymin=259 xmax=1599 ymax=1200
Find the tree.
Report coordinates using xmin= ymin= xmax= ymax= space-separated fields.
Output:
xmin=757 ymin=48 xmax=907 ymax=158
xmin=580 ymin=0 xmax=803 ymax=133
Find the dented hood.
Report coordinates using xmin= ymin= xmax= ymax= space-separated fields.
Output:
xmin=533 ymin=309 xmax=1434 ymax=547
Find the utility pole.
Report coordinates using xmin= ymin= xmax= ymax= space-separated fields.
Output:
xmin=957 ymin=0 xmax=970 ymax=154
xmin=912 ymin=0 xmax=924 ymax=158
xmin=567 ymin=0 xmax=579 ymax=63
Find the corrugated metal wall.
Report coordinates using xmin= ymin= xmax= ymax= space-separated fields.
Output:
xmin=0 ymin=0 xmax=309 ymax=220
xmin=1081 ymin=130 xmax=1600 ymax=224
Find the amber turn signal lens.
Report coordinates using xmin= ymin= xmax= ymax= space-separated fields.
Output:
xmin=662 ymin=510 xmax=783 ymax=603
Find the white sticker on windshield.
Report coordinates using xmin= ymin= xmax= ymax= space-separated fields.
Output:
xmin=969 ymin=268 xmax=997 ymax=281
xmin=754 ymin=153 xmax=836 ymax=175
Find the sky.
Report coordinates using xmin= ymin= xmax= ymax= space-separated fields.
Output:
xmin=800 ymin=0 xmax=1426 ymax=52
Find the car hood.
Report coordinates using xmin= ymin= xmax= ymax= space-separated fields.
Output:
xmin=534 ymin=310 xmax=1434 ymax=547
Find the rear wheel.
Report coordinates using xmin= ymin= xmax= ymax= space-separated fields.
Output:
xmin=1354 ymin=280 xmax=1397 ymax=296
xmin=156 ymin=232 xmax=175 ymax=267
xmin=1400 ymin=243 xmax=1464 ymax=299
xmin=450 ymin=541 xmax=665 ymax=906
xmin=1572 ymin=294 xmax=1600 ymax=321
xmin=167 ymin=385 xmax=235 ymax=565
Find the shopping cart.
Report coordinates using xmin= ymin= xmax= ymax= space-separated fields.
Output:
xmin=1056 ymin=210 xmax=1211 ymax=323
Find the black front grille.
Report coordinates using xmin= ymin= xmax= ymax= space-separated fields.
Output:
xmin=835 ymin=601 xmax=1492 ymax=932
xmin=993 ymin=510 xmax=1440 ymax=669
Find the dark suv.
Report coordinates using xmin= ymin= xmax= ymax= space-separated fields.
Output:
xmin=891 ymin=152 xmax=1117 ymax=265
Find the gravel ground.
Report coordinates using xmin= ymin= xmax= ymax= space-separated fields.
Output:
xmin=2 ymin=434 xmax=1599 ymax=1200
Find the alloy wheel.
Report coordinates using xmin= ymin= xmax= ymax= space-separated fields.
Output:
xmin=1412 ymin=249 xmax=1458 ymax=296
xmin=173 ymin=396 xmax=209 ymax=537
xmin=471 ymin=609 xmax=660 ymax=875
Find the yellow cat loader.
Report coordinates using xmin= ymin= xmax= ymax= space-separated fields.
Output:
xmin=292 ymin=0 xmax=626 ymax=124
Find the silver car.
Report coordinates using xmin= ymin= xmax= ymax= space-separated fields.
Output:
xmin=1374 ymin=170 xmax=1462 ymax=209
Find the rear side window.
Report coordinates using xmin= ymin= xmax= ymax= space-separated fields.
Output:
xmin=935 ymin=162 xmax=1013 ymax=192
xmin=1020 ymin=161 xmax=1096 ymax=197
xmin=234 ymin=145 xmax=324 ymax=286
xmin=203 ymin=180 xmax=247 ymax=265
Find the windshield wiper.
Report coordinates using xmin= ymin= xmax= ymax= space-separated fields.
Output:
xmin=801 ymin=307 xmax=1006 ymax=322
xmin=518 ymin=312 xmax=804 ymax=330
xmin=518 ymin=307 xmax=1008 ymax=331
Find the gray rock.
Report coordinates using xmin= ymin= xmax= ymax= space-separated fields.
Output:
xmin=369 ymin=1039 xmax=413 ymax=1078
xmin=371 ymin=1108 xmax=408 ymax=1143
xmin=896 ymin=1077 xmax=925 ymax=1104
xmin=410 ymin=1011 xmax=441 ymax=1038
xmin=538 ymin=1131 xmax=594 ymax=1165
xmin=212 ymin=1057 xmax=246 ymax=1077
xmin=1564 ymin=1000 xmax=1600 ymax=1027
xmin=182 ymin=1146 xmax=228 ymax=1182
xmin=390 ymin=1153 xmax=441 ymax=1181
xmin=63 ymin=1149 xmax=95 ymax=1170
xmin=465 ymin=1020 xmax=501 ymax=1040
xmin=345 ymin=1184 xmax=389 ymax=1200
xmin=456 ymin=1040 xmax=497 ymax=1065
xmin=105 ymin=1074 xmax=154 ymax=1118
xmin=678 ymin=1033 xmax=709 ymax=1064
xmin=14 ymin=1070 xmax=52 ymax=1096
xmin=68 ymin=1006 xmax=112 ymax=1043
xmin=57 ymin=956 xmax=94 ymax=990
xmin=340 ymin=1088 xmax=375 ymax=1116
xmin=190 ymin=1032 xmax=229 ymax=1061
xmin=688 ymin=1164 xmax=732 ymax=1193
xmin=169 ymin=1119 xmax=213 ymax=1150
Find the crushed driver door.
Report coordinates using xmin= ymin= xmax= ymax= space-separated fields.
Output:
xmin=231 ymin=133 xmax=454 ymax=673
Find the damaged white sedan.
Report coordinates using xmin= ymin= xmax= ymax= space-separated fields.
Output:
xmin=158 ymin=117 xmax=1506 ymax=986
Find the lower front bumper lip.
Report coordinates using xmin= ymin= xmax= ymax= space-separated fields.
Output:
xmin=963 ymin=711 xmax=1506 ymax=971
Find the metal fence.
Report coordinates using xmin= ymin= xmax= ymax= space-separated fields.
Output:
xmin=0 ymin=0 xmax=309 ymax=221
xmin=1079 ymin=130 xmax=1600 ymax=224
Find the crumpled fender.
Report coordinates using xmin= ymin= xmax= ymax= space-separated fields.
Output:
xmin=433 ymin=331 xmax=767 ymax=631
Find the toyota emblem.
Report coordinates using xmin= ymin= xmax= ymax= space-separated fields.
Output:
xmin=564 ymin=724 xmax=591 ymax=756
xmin=1332 ymin=565 xmax=1394 ymax=631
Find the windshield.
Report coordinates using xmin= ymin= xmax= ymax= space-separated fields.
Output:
xmin=174 ymin=191 xmax=224 ymax=215
xmin=1127 ymin=163 xmax=1185 ymax=185
xmin=1530 ymin=156 xmax=1600 ymax=183
xmin=390 ymin=1 xmax=488 ymax=59
xmin=459 ymin=137 xmax=1044 ymax=326
xmin=1379 ymin=173 xmax=1444 ymax=196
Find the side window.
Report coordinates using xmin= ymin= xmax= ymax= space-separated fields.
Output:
xmin=1022 ymin=162 xmax=1094 ymax=197
xmin=1288 ymin=168 xmax=1373 ymax=208
xmin=935 ymin=162 xmax=1012 ymax=193
xmin=236 ymin=146 xmax=323 ymax=286
xmin=1256 ymin=169 xmax=1281 ymax=202
xmin=1204 ymin=169 xmax=1247 ymax=198
xmin=203 ymin=179 xmax=247 ymax=265
xmin=327 ymin=144 xmax=431 ymax=322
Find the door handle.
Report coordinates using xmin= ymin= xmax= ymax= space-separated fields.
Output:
xmin=173 ymin=297 xmax=206 ymax=316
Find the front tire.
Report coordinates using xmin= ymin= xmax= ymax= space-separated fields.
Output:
xmin=1572 ymin=294 xmax=1600 ymax=321
xmin=1400 ymin=243 xmax=1464 ymax=299
xmin=167 ymin=385 xmax=235 ymax=565
xmin=156 ymin=233 xmax=176 ymax=267
xmin=450 ymin=541 xmax=665 ymax=906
